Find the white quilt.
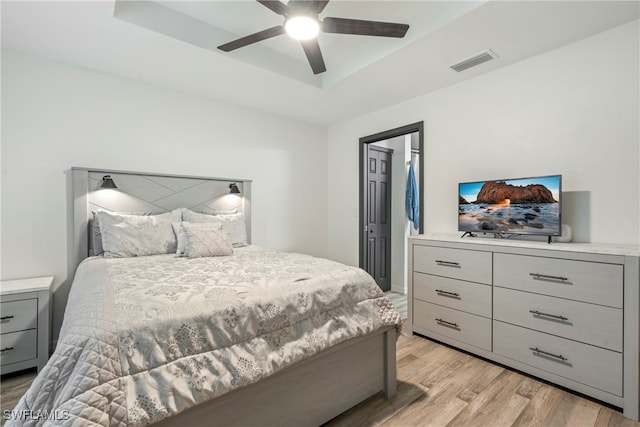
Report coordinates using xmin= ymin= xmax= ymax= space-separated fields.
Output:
xmin=9 ymin=247 xmax=401 ymax=426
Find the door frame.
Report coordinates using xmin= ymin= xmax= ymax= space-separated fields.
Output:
xmin=359 ymin=121 xmax=424 ymax=271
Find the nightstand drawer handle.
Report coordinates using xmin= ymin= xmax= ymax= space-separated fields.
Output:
xmin=435 ymin=289 xmax=461 ymax=299
xmin=436 ymin=260 xmax=460 ymax=268
xmin=529 ymin=347 xmax=568 ymax=362
xmin=0 ymin=347 xmax=15 ymax=352
xmin=529 ymin=273 xmax=568 ymax=282
xmin=0 ymin=315 xmax=15 ymax=321
xmin=435 ymin=318 xmax=459 ymax=329
xmin=529 ymin=310 xmax=568 ymax=321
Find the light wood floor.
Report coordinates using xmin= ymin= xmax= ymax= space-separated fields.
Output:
xmin=324 ymin=322 xmax=639 ymax=427
xmin=2 ymin=321 xmax=638 ymax=427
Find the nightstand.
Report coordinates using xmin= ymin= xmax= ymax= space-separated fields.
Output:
xmin=0 ymin=276 xmax=53 ymax=374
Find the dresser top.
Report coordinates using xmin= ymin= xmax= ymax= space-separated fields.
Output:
xmin=409 ymin=233 xmax=640 ymax=257
xmin=0 ymin=276 xmax=54 ymax=295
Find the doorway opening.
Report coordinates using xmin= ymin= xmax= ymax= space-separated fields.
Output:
xmin=359 ymin=122 xmax=424 ymax=299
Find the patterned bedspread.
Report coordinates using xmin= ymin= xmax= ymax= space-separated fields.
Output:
xmin=8 ymin=247 xmax=401 ymax=426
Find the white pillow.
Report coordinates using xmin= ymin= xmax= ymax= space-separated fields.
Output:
xmin=91 ymin=211 xmax=155 ymax=256
xmin=181 ymin=209 xmax=247 ymax=247
xmin=181 ymin=208 xmax=223 ymax=225
xmin=182 ymin=222 xmax=233 ymax=258
xmin=217 ymin=213 xmax=248 ymax=247
xmin=96 ymin=209 xmax=181 ymax=257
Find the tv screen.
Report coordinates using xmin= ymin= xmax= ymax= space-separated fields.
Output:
xmin=459 ymin=175 xmax=561 ymax=236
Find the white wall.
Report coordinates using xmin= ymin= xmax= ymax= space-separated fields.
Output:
xmin=328 ymin=20 xmax=640 ymax=267
xmin=1 ymin=49 xmax=328 ymax=338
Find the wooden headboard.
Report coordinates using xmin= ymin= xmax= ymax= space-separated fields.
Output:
xmin=70 ymin=167 xmax=252 ymax=273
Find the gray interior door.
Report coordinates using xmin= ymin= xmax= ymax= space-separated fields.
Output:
xmin=366 ymin=146 xmax=392 ymax=291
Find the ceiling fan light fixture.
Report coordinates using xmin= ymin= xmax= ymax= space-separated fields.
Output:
xmin=285 ymin=15 xmax=320 ymax=41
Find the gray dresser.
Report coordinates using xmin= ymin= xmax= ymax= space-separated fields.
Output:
xmin=408 ymin=235 xmax=639 ymax=421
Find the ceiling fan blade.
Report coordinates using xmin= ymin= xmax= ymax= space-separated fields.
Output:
xmin=218 ymin=26 xmax=285 ymax=52
xmin=322 ymin=17 xmax=409 ymax=38
xmin=312 ymin=1 xmax=330 ymax=13
xmin=257 ymin=0 xmax=289 ymax=15
xmin=288 ymin=0 xmax=329 ymax=13
xmin=300 ymin=38 xmax=326 ymax=74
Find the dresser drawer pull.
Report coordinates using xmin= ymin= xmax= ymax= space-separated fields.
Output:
xmin=529 ymin=310 xmax=568 ymax=321
xmin=529 ymin=347 xmax=568 ymax=362
xmin=435 ymin=260 xmax=460 ymax=268
xmin=435 ymin=289 xmax=461 ymax=299
xmin=529 ymin=273 xmax=568 ymax=282
xmin=0 ymin=315 xmax=15 ymax=321
xmin=435 ymin=318 xmax=460 ymax=329
xmin=0 ymin=347 xmax=15 ymax=353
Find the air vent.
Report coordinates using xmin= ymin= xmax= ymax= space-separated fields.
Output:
xmin=450 ymin=49 xmax=498 ymax=72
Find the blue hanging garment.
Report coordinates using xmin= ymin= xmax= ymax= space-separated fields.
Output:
xmin=406 ymin=163 xmax=419 ymax=230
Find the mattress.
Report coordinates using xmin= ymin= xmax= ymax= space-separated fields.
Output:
xmin=8 ymin=246 xmax=401 ymax=426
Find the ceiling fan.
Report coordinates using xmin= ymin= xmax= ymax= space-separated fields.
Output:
xmin=217 ymin=0 xmax=410 ymax=75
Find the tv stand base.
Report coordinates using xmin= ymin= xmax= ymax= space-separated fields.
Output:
xmin=460 ymin=231 xmax=553 ymax=243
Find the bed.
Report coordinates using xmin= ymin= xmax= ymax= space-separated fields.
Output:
xmin=7 ymin=168 xmax=401 ymax=426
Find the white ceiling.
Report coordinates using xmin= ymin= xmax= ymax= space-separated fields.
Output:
xmin=2 ymin=1 xmax=638 ymax=125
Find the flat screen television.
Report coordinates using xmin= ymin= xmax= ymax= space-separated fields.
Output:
xmin=458 ymin=174 xmax=561 ymax=238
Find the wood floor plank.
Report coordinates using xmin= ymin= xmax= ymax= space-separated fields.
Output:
xmin=448 ymin=370 xmax=530 ymax=427
xmin=594 ymin=407 xmax=640 ymax=427
xmin=324 ymin=381 xmax=426 ymax=427
xmin=381 ymin=389 xmax=468 ymax=427
xmin=385 ymin=355 xmax=501 ymax=426
xmin=512 ymin=383 xmax=562 ymax=426
xmin=565 ymin=397 xmax=605 ymax=427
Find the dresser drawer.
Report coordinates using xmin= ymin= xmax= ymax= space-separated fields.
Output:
xmin=0 ymin=329 xmax=37 ymax=366
xmin=0 ymin=298 xmax=37 ymax=334
xmin=414 ymin=300 xmax=491 ymax=351
xmin=494 ymin=320 xmax=622 ymax=396
xmin=413 ymin=245 xmax=492 ymax=284
xmin=494 ymin=287 xmax=622 ymax=352
xmin=414 ymin=272 xmax=491 ymax=318
xmin=494 ymin=253 xmax=622 ymax=308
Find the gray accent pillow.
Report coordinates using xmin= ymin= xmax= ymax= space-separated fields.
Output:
xmin=172 ymin=221 xmax=223 ymax=256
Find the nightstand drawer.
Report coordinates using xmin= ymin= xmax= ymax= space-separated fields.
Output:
xmin=0 ymin=298 xmax=37 ymax=334
xmin=494 ymin=320 xmax=622 ymax=396
xmin=494 ymin=253 xmax=622 ymax=308
xmin=0 ymin=329 xmax=37 ymax=366
xmin=413 ymin=245 xmax=492 ymax=284
xmin=414 ymin=272 xmax=492 ymax=318
xmin=414 ymin=300 xmax=491 ymax=351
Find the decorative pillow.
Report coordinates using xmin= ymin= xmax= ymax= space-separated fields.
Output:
xmin=172 ymin=222 xmax=187 ymax=256
xmin=182 ymin=222 xmax=233 ymax=258
xmin=172 ymin=221 xmax=222 ymax=256
xmin=91 ymin=215 xmax=104 ymax=256
xmin=181 ymin=209 xmax=247 ymax=247
xmin=96 ymin=209 xmax=181 ymax=257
